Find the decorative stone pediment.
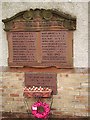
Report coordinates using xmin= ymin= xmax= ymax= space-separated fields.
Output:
xmin=2 ymin=9 xmax=76 ymax=31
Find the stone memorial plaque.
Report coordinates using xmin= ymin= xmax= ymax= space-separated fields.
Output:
xmin=3 ymin=9 xmax=76 ymax=68
xmin=25 ymin=73 xmax=57 ymax=94
xmin=7 ymin=30 xmax=73 ymax=68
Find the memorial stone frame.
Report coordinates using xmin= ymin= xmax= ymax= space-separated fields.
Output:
xmin=2 ymin=9 xmax=76 ymax=68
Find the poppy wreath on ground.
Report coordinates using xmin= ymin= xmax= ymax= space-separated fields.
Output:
xmin=31 ymin=101 xmax=50 ymax=119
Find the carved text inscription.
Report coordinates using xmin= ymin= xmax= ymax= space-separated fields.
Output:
xmin=8 ymin=30 xmax=72 ymax=68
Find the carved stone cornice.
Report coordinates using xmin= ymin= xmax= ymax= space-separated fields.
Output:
xmin=2 ymin=9 xmax=76 ymax=31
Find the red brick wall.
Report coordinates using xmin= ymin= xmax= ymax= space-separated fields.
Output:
xmin=0 ymin=68 xmax=89 ymax=117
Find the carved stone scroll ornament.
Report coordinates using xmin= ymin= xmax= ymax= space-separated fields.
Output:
xmin=23 ymin=10 xmax=33 ymax=21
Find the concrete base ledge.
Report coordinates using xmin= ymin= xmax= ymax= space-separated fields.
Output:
xmin=1 ymin=112 xmax=89 ymax=120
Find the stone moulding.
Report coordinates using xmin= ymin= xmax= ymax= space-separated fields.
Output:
xmin=2 ymin=9 xmax=76 ymax=31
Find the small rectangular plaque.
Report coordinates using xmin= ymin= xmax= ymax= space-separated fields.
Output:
xmin=25 ymin=73 xmax=57 ymax=95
